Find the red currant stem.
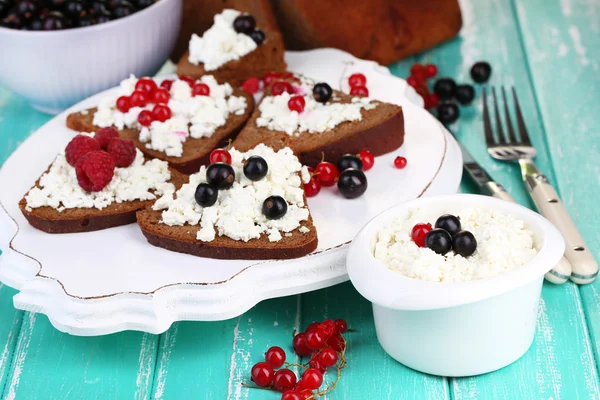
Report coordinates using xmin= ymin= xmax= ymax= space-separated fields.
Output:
xmin=241 ymin=383 xmax=274 ymax=391
xmin=284 ymin=362 xmax=308 ymax=370
xmin=225 ymin=138 xmax=233 ymax=150
xmin=320 ymin=151 xmax=325 ymax=164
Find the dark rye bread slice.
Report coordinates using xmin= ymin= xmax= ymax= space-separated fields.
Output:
xmin=232 ymin=82 xmax=404 ymax=167
xmin=176 ymin=30 xmax=287 ymax=87
xmin=66 ymin=89 xmax=254 ymax=175
xmin=137 ymin=135 xmax=318 ymax=260
xmin=19 ymin=167 xmax=188 ymax=234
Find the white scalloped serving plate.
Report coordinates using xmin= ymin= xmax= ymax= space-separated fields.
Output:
xmin=0 ymin=48 xmax=462 ymax=336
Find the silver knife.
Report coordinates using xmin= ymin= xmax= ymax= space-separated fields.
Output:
xmin=457 ymin=140 xmax=572 ymax=284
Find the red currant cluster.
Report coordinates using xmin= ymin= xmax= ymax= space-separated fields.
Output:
xmin=115 ymin=76 xmax=211 ymax=128
xmin=247 ymin=319 xmax=349 ymax=400
xmin=406 ymin=63 xmax=440 ymax=109
xmin=348 ymin=73 xmax=368 ymax=97
xmin=303 ymin=151 xmax=374 ymax=199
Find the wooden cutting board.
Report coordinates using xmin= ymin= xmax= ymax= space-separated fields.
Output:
xmin=171 ymin=0 xmax=462 ymax=65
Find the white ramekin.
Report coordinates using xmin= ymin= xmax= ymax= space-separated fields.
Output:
xmin=0 ymin=0 xmax=181 ymax=114
xmin=346 ymin=194 xmax=565 ymax=377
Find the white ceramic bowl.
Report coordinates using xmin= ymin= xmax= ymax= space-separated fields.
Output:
xmin=346 ymin=194 xmax=565 ymax=377
xmin=0 ymin=0 xmax=181 ymax=114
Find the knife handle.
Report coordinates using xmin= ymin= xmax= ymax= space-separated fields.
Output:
xmin=485 ymin=181 xmax=572 ymax=284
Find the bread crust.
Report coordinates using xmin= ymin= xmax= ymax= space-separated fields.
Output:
xmin=232 ymin=87 xmax=405 ymax=166
xmin=65 ymin=89 xmax=254 ymax=175
xmin=19 ymin=168 xmax=188 ymax=234
xmin=176 ymin=30 xmax=287 ymax=87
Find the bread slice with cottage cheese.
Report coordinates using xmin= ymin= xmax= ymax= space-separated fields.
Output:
xmin=232 ymin=74 xmax=404 ymax=166
xmin=19 ymin=150 xmax=188 ymax=234
xmin=136 ymin=135 xmax=318 ymax=260
xmin=176 ymin=9 xmax=286 ymax=87
xmin=66 ymin=76 xmax=254 ymax=175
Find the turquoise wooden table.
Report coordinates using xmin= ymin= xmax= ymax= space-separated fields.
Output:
xmin=1 ymin=0 xmax=600 ymax=398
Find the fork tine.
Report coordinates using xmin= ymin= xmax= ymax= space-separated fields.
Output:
xmin=492 ymin=87 xmax=506 ymax=144
xmin=502 ymin=87 xmax=519 ymax=144
xmin=512 ymin=87 xmax=532 ymax=146
xmin=482 ymin=87 xmax=496 ymax=147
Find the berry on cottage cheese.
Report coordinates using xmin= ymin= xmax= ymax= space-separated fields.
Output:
xmin=374 ymin=207 xmax=539 ymax=282
xmin=256 ymin=76 xmax=377 ymax=136
xmin=25 ymin=133 xmax=175 ymax=212
xmin=153 ymin=145 xmax=311 ymax=243
xmin=188 ymin=9 xmax=259 ymax=71
xmin=92 ymin=75 xmax=248 ymax=158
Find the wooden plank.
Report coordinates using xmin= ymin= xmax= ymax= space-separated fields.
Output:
xmin=300 ymin=282 xmax=448 ymax=400
xmin=391 ymin=0 xmax=600 ymax=398
xmin=1 ymin=314 xmax=158 ymax=400
xmin=0 ymin=284 xmax=23 ymax=397
xmin=514 ymin=0 xmax=600 ymax=384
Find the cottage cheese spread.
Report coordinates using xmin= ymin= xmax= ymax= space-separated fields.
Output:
xmin=93 ymin=75 xmax=248 ymax=158
xmin=374 ymin=207 xmax=538 ymax=282
xmin=188 ymin=9 xmax=258 ymax=71
xmin=153 ymin=145 xmax=311 ymax=243
xmin=256 ymin=77 xmax=377 ymax=136
xmin=25 ymin=134 xmax=174 ymax=212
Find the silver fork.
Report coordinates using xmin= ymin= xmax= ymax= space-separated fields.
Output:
xmin=483 ymin=87 xmax=598 ymax=285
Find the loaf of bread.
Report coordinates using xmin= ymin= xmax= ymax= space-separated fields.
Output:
xmin=172 ymin=0 xmax=462 ymax=65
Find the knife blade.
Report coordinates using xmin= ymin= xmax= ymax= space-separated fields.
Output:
xmin=456 ymin=139 xmax=572 ymax=284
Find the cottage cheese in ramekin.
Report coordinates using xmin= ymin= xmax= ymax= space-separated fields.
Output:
xmin=373 ymin=207 xmax=539 ymax=282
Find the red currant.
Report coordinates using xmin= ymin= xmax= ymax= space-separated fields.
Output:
xmin=242 ymin=77 xmax=260 ymax=94
xmin=306 ymin=322 xmax=320 ymax=332
xmin=411 ymin=223 xmax=432 ymax=248
xmin=425 ymin=93 xmax=440 ymax=109
xmin=407 ymin=76 xmax=419 ymax=88
xmin=394 ymin=156 xmax=407 ymax=169
xmin=300 ymin=368 xmax=323 ymax=390
xmin=263 ymin=71 xmax=280 ymax=86
xmin=209 ymin=148 xmax=232 ymax=164
xmin=319 ymin=347 xmax=338 ymax=367
xmin=295 ymin=389 xmax=314 ymax=400
xmin=130 ymin=90 xmax=149 ymax=107
xmin=152 ymin=104 xmax=172 ymax=122
xmin=281 ymin=390 xmax=301 ymax=400
xmin=179 ymin=76 xmax=195 ymax=87
xmin=151 ymin=88 xmax=170 ymax=104
xmin=415 ymin=85 xmax=429 ymax=101
xmin=251 ymin=362 xmax=275 ymax=387
xmin=273 ymin=369 xmax=297 ymax=392
xmin=334 ymin=318 xmax=348 ymax=333
xmin=314 ymin=162 xmax=339 ymax=187
xmin=358 ymin=150 xmax=374 ymax=171
xmin=425 ymin=64 xmax=438 ymax=78
xmin=137 ymin=110 xmax=154 ymax=127
xmin=303 ymin=178 xmax=321 ymax=197
xmin=288 ymin=96 xmax=305 ymax=113
xmin=412 ymin=69 xmax=426 ymax=84
xmin=192 ymin=83 xmax=210 ymax=96
xmin=350 ymin=86 xmax=369 ymax=97
xmin=318 ymin=319 xmax=336 ymax=339
xmin=327 ymin=332 xmax=346 ymax=352
xmin=271 ymin=81 xmax=294 ymax=95
xmin=116 ymin=96 xmax=131 ymax=113
xmin=410 ymin=63 xmax=424 ymax=76
xmin=135 ymin=77 xmax=157 ymax=94
xmin=292 ymin=333 xmax=312 ymax=356
xmin=308 ymin=353 xmax=326 ymax=373
xmin=304 ymin=329 xmax=326 ymax=350
xmin=348 ymin=73 xmax=367 ymax=88
xmin=160 ymin=79 xmax=173 ymax=91
xmin=265 ymin=346 xmax=286 ymax=369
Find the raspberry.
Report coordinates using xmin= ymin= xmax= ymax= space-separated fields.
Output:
xmin=76 ymin=151 xmax=116 ymax=192
xmin=107 ymin=139 xmax=136 ymax=168
xmin=94 ymin=127 xmax=119 ymax=149
xmin=65 ymin=135 xmax=100 ymax=167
